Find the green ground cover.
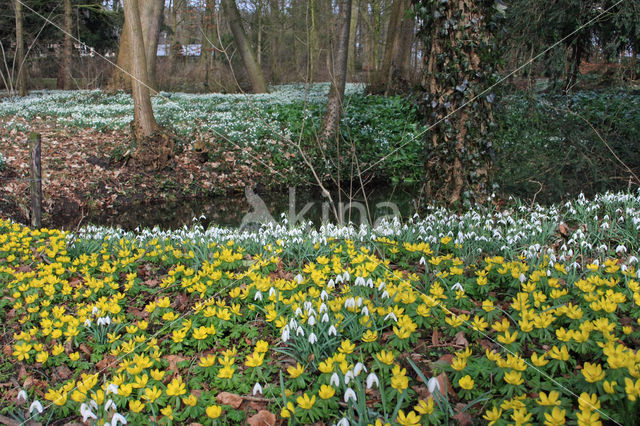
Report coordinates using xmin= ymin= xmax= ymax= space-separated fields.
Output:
xmin=1 ymin=85 xmax=637 ymax=199
xmin=1 ymin=191 xmax=640 ymax=424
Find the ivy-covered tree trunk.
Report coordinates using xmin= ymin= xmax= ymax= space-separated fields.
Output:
xmin=413 ymin=0 xmax=502 ymax=204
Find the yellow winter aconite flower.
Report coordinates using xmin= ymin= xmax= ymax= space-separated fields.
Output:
xmin=549 ymin=345 xmax=570 ymax=361
xmin=376 ymin=350 xmax=394 ymax=365
xmin=143 ymin=386 xmax=162 ymax=403
xmin=254 ymin=340 xmax=269 ymax=353
xmin=182 ymin=394 xmax=198 ymax=406
xmin=362 ymin=329 xmax=378 ymax=342
xmin=543 ymin=407 xmax=566 ymax=426
xmin=504 ymin=370 xmax=524 ymax=386
xmin=414 ymin=398 xmax=434 ymax=415
xmin=483 ymin=406 xmax=502 ymax=425
xmin=537 ymin=391 xmax=561 ymax=406
xmin=396 ymin=410 xmax=421 ymax=426
xmin=625 ymin=377 xmax=640 ymax=401
xmin=391 ymin=365 xmax=409 ymax=391
xmin=206 ymin=404 xmax=222 ymax=418
xmin=160 ymin=405 xmax=174 ymax=420
xmin=458 ymin=375 xmax=474 ymax=390
xmin=129 ymin=399 xmax=145 ymax=413
xmin=245 ymin=352 xmax=265 ymax=367
xmin=287 ymin=363 xmax=304 ymax=378
xmin=296 ymin=393 xmax=316 ymax=409
xmin=339 ymin=339 xmax=355 ymax=354
xmin=166 ymin=376 xmax=186 ymax=396
xmin=582 ymin=362 xmax=606 ymax=383
xmin=318 ymin=384 xmax=335 ymax=399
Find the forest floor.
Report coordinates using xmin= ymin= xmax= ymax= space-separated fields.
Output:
xmin=0 ymin=116 xmax=272 ymax=229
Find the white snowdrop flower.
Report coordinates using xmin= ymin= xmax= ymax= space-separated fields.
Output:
xmin=105 ymin=399 xmax=116 ymax=411
xmin=17 ymin=389 xmax=27 ymax=403
xmin=344 ymin=388 xmax=357 ymax=403
xmin=628 ymin=256 xmax=638 ymax=264
xmin=295 ymin=307 xmax=303 ymax=317
xmin=336 ymin=418 xmax=350 ymax=426
xmin=322 ymin=313 xmax=330 ymax=323
xmin=327 ymin=279 xmax=335 ymax=289
xmin=570 ymin=262 xmax=581 ymax=270
xmin=106 ymin=384 xmax=118 ymax=395
xmin=451 ymin=282 xmax=464 ymax=292
xmin=354 ymin=362 xmax=367 ymax=376
xmin=336 ymin=275 xmax=343 ymax=284
xmin=295 ymin=274 xmax=303 ymax=284
xmin=328 ymin=325 xmax=337 ymax=336
xmin=296 ymin=327 xmax=305 ymax=337
xmin=381 ymin=290 xmax=390 ymax=299
xmin=355 ymin=276 xmax=365 ymax=286
xmin=97 ymin=316 xmax=111 ymax=326
xmin=344 ymin=298 xmax=356 ymax=309
xmin=92 ymin=306 xmax=99 ymax=315
xmin=84 ymin=319 xmax=92 ymax=327
xmin=320 ymin=291 xmax=329 ymax=301
xmin=616 ymin=245 xmax=627 ymax=254
xmin=281 ymin=327 xmax=290 ymax=343
xmin=289 ymin=318 xmax=298 ymax=329
xmin=110 ymin=412 xmax=127 ymax=426
xmin=90 ymin=399 xmax=99 ymax=411
xmin=330 ymin=372 xmax=340 ymax=387
xmin=366 ymin=278 xmax=374 ymax=288
xmin=343 ymin=271 xmax=350 ymax=281
xmin=378 ymin=281 xmax=386 ymax=291
xmin=309 ymin=332 xmax=318 ymax=344
xmin=385 ymin=312 xmax=398 ymax=322
xmin=601 ymin=222 xmax=610 ymax=230
xmin=428 ymin=377 xmax=441 ymax=394
xmin=80 ymin=403 xmax=97 ymax=422
xmin=269 ymin=287 xmax=276 ymax=297
xmin=254 ymin=291 xmax=263 ymax=301
xmin=419 ymin=256 xmax=426 ymax=265
xmin=366 ymin=373 xmax=379 ymax=389
xmin=519 ymin=273 xmax=527 ymax=283
xmin=593 ymin=259 xmax=600 ymax=266
xmin=355 ymin=297 xmax=362 ymax=307
xmin=621 ymin=265 xmax=628 ymax=272
xmin=361 ymin=306 xmax=369 ymax=317
xmin=29 ymin=400 xmax=43 ymax=415
xmin=252 ymin=382 xmax=263 ymax=395
xmin=319 ymin=302 xmax=328 ymax=313
xmin=344 ymin=370 xmax=354 ymax=384
xmin=308 ymin=315 xmax=316 ymax=326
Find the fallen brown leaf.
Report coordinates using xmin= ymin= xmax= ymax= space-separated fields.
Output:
xmin=216 ymin=392 xmax=243 ymax=409
xmin=247 ymin=410 xmax=276 ymax=426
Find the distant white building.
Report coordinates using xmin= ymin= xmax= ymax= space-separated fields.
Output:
xmin=157 ymin=43 xmax=202 ymax=57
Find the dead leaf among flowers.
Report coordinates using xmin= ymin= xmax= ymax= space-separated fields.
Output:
xmin=216 ymin=391 xmax=243 ymax=408
xmin=247 ymin=410 xmax=276 ymax=426
xmin=454 ymin=331 xmax=469 ymax=347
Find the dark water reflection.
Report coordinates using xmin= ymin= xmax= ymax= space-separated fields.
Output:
xmin=85 ymin=186 xmax=419 ymax=231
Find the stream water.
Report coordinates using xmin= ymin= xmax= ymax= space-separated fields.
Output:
xmin=84 ymin=186 xmax=419 ymax=231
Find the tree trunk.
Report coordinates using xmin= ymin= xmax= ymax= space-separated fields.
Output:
xmin=378 ymin=0 xmax=404 ymax=89
xmin=322 ymin=0 xmax=352 ymax=141
xmin=416 ymin=0 xmax=500 ymax=204
xmin=124 ymin=0 xmax=158 ymax=140
xmin=125 ymin=0 xmax=173 ymax=170
xmin=14 ymin=0 xmax=27 ymax=96
xmin=59 ymin=0 xmax=73 ymax=90
xmin=142 ymin=0 xmax=164 ymax=91
xmin=110 ymin=0 xmax=164 ymax=92
xmin=221 ymin=0 xmax=268 ymax=93
xmin=347 ymin=0 xmax=359 ymax=79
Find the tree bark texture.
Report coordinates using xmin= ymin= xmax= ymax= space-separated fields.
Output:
xmin=111 ymin=0 xmax=164 ymax=92
xmin=59 ymin=0 xmax=73 ymax=90
xmin=14 ymin=0 xmax=27 ymax=96
xmin=322 ymin=0 xmax=352 ymax=141
xmin=124 ymin=0 xmax=159 ymax=140
xmin=221 ymin=0 xmax=268 ymax=93
xmin=415 ymin=0 xmax=500 ymax=204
